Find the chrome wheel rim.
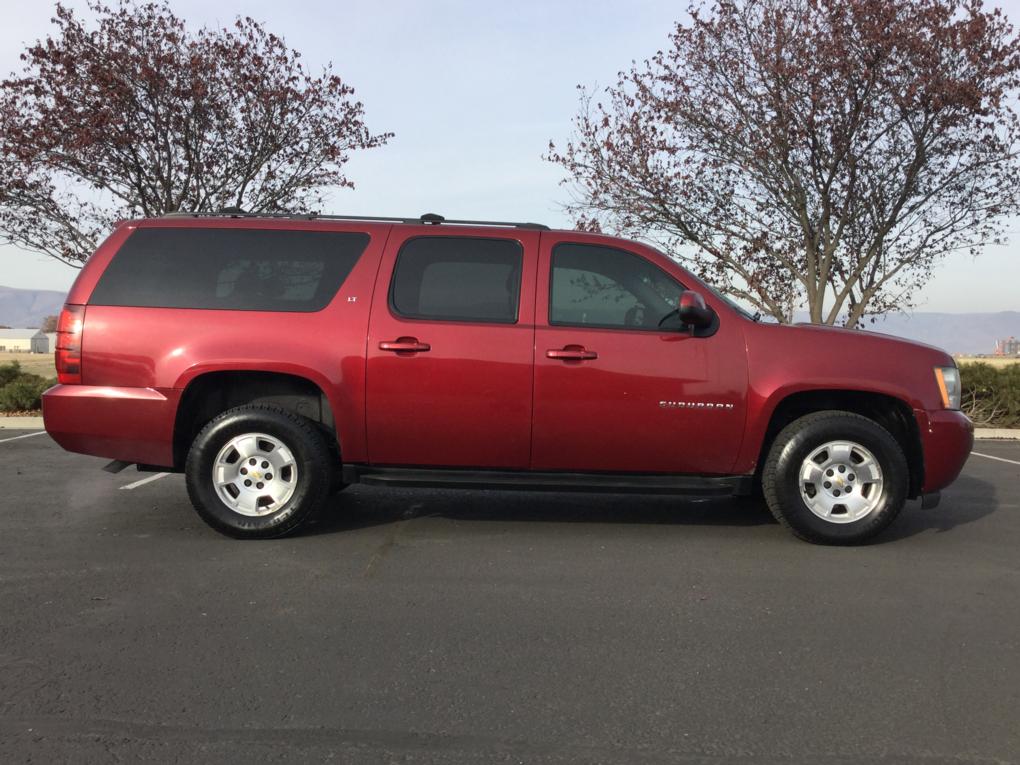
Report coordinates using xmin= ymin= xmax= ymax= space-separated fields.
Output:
xmin=212 ymin=433 xmax=298 ymax=517
xmin=799 ymin=440 xmax=884 ymax=524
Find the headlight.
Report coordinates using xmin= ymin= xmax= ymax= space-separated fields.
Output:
xmin=934 ymin=366 xmax=961 ymax=409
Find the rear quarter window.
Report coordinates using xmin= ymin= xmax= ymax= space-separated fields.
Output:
xmin=89 ymin=227 xmax=369 ymax=311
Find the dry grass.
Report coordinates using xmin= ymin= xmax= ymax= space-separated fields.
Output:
xmin=0 ymin=352 xmax=56 ymax=378
xmin=956 ymin=356 xmax=1020 ymax=368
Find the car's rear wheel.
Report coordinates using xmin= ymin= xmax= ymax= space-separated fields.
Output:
xmin=762 ymin=411 xmax=908 ymax=545
xmin=185 ymin=405 xmax=333 ymax=538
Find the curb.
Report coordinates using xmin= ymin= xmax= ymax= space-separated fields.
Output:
xmin=974 ymin=428 xmax=1020 ymax=441
xmin=0 ymin=416 xmax=44 ymax=430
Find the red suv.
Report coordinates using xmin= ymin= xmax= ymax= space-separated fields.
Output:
xmin=43 ymin=212 xmax=973 ymax=544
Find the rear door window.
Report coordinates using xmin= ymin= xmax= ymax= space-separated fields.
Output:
xmin=389 ymin=237 xmax=523 ymax=323
xmin=89 ymin=227 xmax=369 ymax=311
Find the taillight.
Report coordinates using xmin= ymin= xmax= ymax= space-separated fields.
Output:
xmin=55 ymin=304 xmax=86 ymax=384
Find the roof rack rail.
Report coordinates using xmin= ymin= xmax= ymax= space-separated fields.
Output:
xmin=160 ymin=210 xmax=550 ymax=230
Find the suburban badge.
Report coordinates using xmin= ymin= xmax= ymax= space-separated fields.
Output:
xmin=659 ymin=400 xmax=735 ymax=410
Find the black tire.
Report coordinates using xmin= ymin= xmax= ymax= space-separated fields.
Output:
xmin=328 ymin=465 xmax=349 ymax=496
xmin=185 ymin=404 xmax=333 ymax=539
xmin=316 ymin=429 xmax=347 ymax=497
xmin=762 ymin=411 xmax=909 ymax=545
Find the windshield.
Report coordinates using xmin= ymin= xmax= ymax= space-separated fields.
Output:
xmin=700 ymin=281 xmax=759 ymax=321
xmin=646 ymin=246 xmax=759 ymax=321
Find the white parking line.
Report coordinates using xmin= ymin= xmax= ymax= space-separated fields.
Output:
xmin=971 ymin=451 xmax=1020 ymax=467
xmin=120 ymin=472 xmax=170 ymax=490
xmin=0 ymin=431 xmax=47 ymax=445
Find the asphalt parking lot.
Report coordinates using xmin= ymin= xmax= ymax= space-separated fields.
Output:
xmin=1 ymin=431 xmax=1018 ymax=764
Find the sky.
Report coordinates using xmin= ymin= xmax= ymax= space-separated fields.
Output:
xmin=0 ymin=0 xmax=1018 ymax=314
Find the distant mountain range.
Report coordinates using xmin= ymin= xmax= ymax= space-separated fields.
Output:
xmin=0 ymin=284 xmax=1015 ymax=354
xmin=0 ymin=285 xmax=66 ymax=328
xmin=855 ymin=311 xmax=1019 ymax=356
xmin=785 ymin=310 xmax=1018 ymax=355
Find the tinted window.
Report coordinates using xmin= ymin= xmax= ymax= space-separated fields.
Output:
xmin=390 ymin=237 xmax=523 ymax=323
xmin=90 ymin=228 xmax=369 ymax=311
xmin=550 ymin=243 xmax=685 ymax=330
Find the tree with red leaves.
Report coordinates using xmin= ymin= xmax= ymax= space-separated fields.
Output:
xmin=0 ymin=2 xmax=391 ymax=266
xmin=548 ymin=0 xmax=1020 ymax=325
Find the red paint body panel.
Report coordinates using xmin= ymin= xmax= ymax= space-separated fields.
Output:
xmin=43 ymin=216 xmax=973 ymax=502
xmin=365 ymin=227 xmax=540 ymax=468
xmin=48 ymin=217 xmax=389 ymax=464
xmin=733 ymin=321 xmax=959 ymax=476
xmin=915 ymin=409 xmax=974 ymax=492
xmin=43 ymin=384 xmax=180 ymax=466
xmin=531 ymin=232 xmax=748 ymax=474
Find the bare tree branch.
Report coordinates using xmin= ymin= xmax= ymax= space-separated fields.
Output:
xmin=547 ymin=0 xmax=1020 ymax=325
xmin=0 ymin=1 xmax=393 ymax=266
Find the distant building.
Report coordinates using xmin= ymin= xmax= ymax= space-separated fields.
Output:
xmin=0 ymin=328 xmax=48 ymax=353
xmin=45 ymin=332 xmax=58 ymax=353
xmin=994 ymin=336 xmax=1020 ymax=356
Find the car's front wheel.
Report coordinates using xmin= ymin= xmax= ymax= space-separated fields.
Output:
xmin=762 ymin=411 xmax=909 ymax=545
xmin=185 ymin=405 xmax=333 ymax=539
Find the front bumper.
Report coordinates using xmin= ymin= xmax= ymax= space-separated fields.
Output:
xmin=42 ymin=384 xmax=180 ymax=467
xmin=915 ymin=408 xmax=974 ymax=494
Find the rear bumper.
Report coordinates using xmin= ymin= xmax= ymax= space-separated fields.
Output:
xmin=42 ymin=384 xmax=179 ymax=467
xmin=915 ymin=408 xmax=974 ymax=494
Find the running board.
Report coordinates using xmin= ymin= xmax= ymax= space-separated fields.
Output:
xmin=342 ymin=465 xmax=753 ymax=496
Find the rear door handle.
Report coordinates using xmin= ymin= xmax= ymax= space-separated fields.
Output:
xmin=379 ymin=337 xmax=431 ymax=353
xmin=546 ymin=345 xmax=598 ymax=361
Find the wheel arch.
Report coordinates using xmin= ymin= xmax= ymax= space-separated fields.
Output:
xmin=172 ymin=369 xmax=339 ymax=470
xmin=755 ymin=388 xmax=924 ymax=498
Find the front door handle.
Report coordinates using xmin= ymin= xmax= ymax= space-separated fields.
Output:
xmin=546 ymin=345 xmax=598 ymax=361
xmin=379 ymin=337 xmax=431 ymax=353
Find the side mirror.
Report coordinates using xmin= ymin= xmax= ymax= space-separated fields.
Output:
xmin=678 ymin=291 xmax=713 ymax=329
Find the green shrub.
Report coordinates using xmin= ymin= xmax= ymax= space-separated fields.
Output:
xmin=0 ymin=361 xmax=22 ymax=387
xmin=0 ymin=367 xmax=53 ymax=412
xmin=960 ymin=363 xmax=1020 ymax=428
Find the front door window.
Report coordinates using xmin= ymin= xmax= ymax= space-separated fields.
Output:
xmin=550 ymin=243 xmax=685 ymax=331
